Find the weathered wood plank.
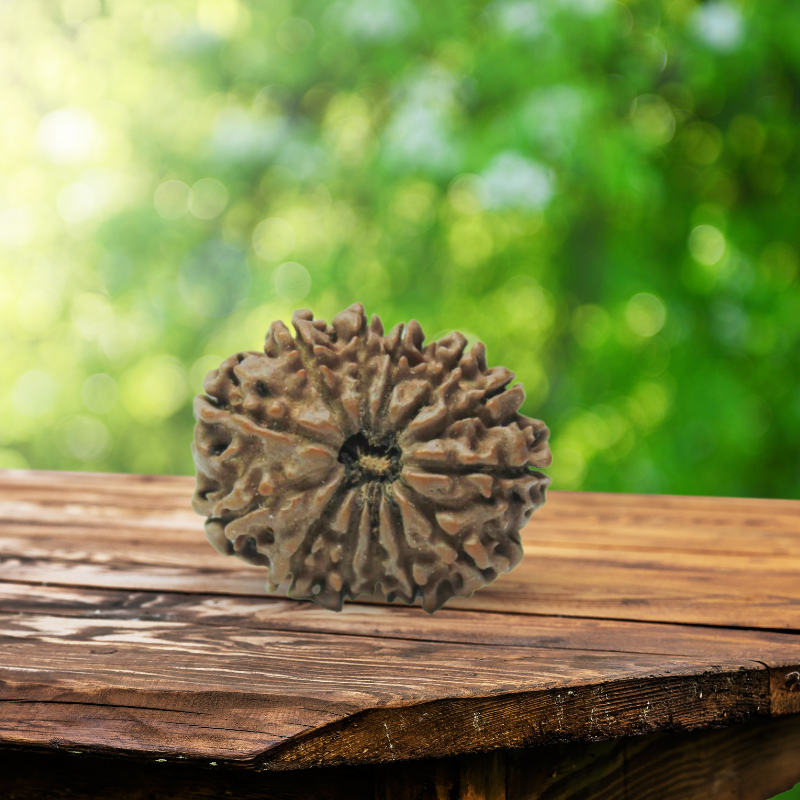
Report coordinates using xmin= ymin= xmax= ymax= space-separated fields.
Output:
xmin=2 ymin=582 xmax=800 ymax=669
xmin=263 ymin=670 xmax=767 ymax=770
xmin=5 ymin=469 xmax=800 ymax=553
xmin=1 ymin=469 xmax=799 ymax=778
xmin=2 ymin=470 xmax=800 ymax=629
xmin=5 ymin=469 xmax=800 ymax=562
xmin=0 ymin=609 xmax=770 ymax=767
xmin=467 ymin=548 xmax=800 ymax=629
xmin=4 ymin=545 xmax=799 ymax=631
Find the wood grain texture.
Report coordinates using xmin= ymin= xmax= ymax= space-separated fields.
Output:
xmin=0 ymin=608 xmax=768 ymax=766
xmin=3 ymin=583 xmax=800 ymax=667
xmin=0 ymin=468 xmax=799 ymax=775
xmin=1 ymin=469 xmax=799 ymax=628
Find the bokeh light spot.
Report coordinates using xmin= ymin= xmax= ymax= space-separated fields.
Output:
xmin=190 ymin=178 xmax=229 ymax=219
xmin=633 ymin=380 xmax=672 ymax=427
xmin=142 ymin=4 xmax=182 ymax=44
xmin=490 ymin=0 xmax=545 ymax=40
xmin=196 ymin=0 xmax=242 ymax=37
xmin=277 ymin=18 xmax=315 ymax=52
xmin=56 ymin=415 xmax=111 ymax=461
xmin=337 ymin=0 xmax=417 ymax=42
xmin=631 ymin=94 xmax=675 ymax=147
xmin=17 ymin=290 xmax=61 ymax=334
xmin=0 ymin=208 xmax=36 ymax=248
xmin=57 ymin=183 xmax=96 ymax=223
xmin=391 ymin=189 xmax=435 ymax=230
xmin=154 ymin=180 xmax=191 ymax=219
xmin=274 ymin=262 xmax=311 ymax=303
xmin=688 ymin=225 xmax=726 ymax=265
xmin=626 ymin=293 xmax=666 ymax=337
xmin=480 ymin=152 xmax=554 ymax=211
xmin=12 ymin=371 xmax=58 ymax=418
xmin=448 ymin=175 xmax=485 ymax=215
xmin=500 ymin=276 xmax=555 ymax=335
xmin=681 ymin=122 xmax=723 ymax=166
xmin=82 ymin=373 xmax=119 ymax=414
xmin=449 ymin=217 xmax=493 ymax=267
xmin=178 ymin=240 xmax=251 ymax=318
xmin=252 ymin=217 xmax=295 ymax=261
xmin=35 ymin=107 xmax=98 ymax=164
xmin=71 ymin=293 xmax=114 ymax=338
xmin=120 ymin=356 xmax=188 ymax=423
xmin=690 ymin=1 xmax=744 ymax=53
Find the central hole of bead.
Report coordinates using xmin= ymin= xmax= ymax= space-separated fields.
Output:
xmin=338 ymin=431 xmax=401 ymax=486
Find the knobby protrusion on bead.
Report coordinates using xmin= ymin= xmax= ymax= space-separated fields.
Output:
xmin=191 ymin=303 xmax=551 ymax=613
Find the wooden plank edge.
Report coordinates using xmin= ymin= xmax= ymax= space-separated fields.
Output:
xmin=255 ymin=666 xmax=770 ymax=771
xmin=0 ymin=664 xmax=772 ymax=771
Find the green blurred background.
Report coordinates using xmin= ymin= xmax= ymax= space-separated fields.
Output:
xmin=2 ymin=0 xmax=800 ymax=505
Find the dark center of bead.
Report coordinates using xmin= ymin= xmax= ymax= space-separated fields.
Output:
xmin=338 ymin=431 xmax=402 ymax=487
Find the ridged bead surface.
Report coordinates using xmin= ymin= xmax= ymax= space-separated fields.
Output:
xmin=192 ymin=303 xmax=551 ymax=612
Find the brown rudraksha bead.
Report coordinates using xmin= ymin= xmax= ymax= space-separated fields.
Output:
xmin=191 ymin=303 xmax=551 ymax=612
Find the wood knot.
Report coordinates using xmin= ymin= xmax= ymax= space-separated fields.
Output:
xmin=785 ymin=671 xmax=800 ymax=692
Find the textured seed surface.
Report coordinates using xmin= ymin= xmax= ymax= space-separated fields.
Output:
xmin=191 ymin=303 xmax=551 ymax=612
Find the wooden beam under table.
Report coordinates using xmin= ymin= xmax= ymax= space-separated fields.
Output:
xmin=2 ymin=715 xmax=799 ymax=799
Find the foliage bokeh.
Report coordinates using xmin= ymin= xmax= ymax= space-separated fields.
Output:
xmin=2 ymin=0 xmax=799 ymax=499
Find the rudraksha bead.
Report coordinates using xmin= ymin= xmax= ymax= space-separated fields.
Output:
xmin=192 ymin=303 xmax=551 ymax=612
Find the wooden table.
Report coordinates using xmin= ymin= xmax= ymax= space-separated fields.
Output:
xmin=1 ymin=469 xmax=799 ymax=799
